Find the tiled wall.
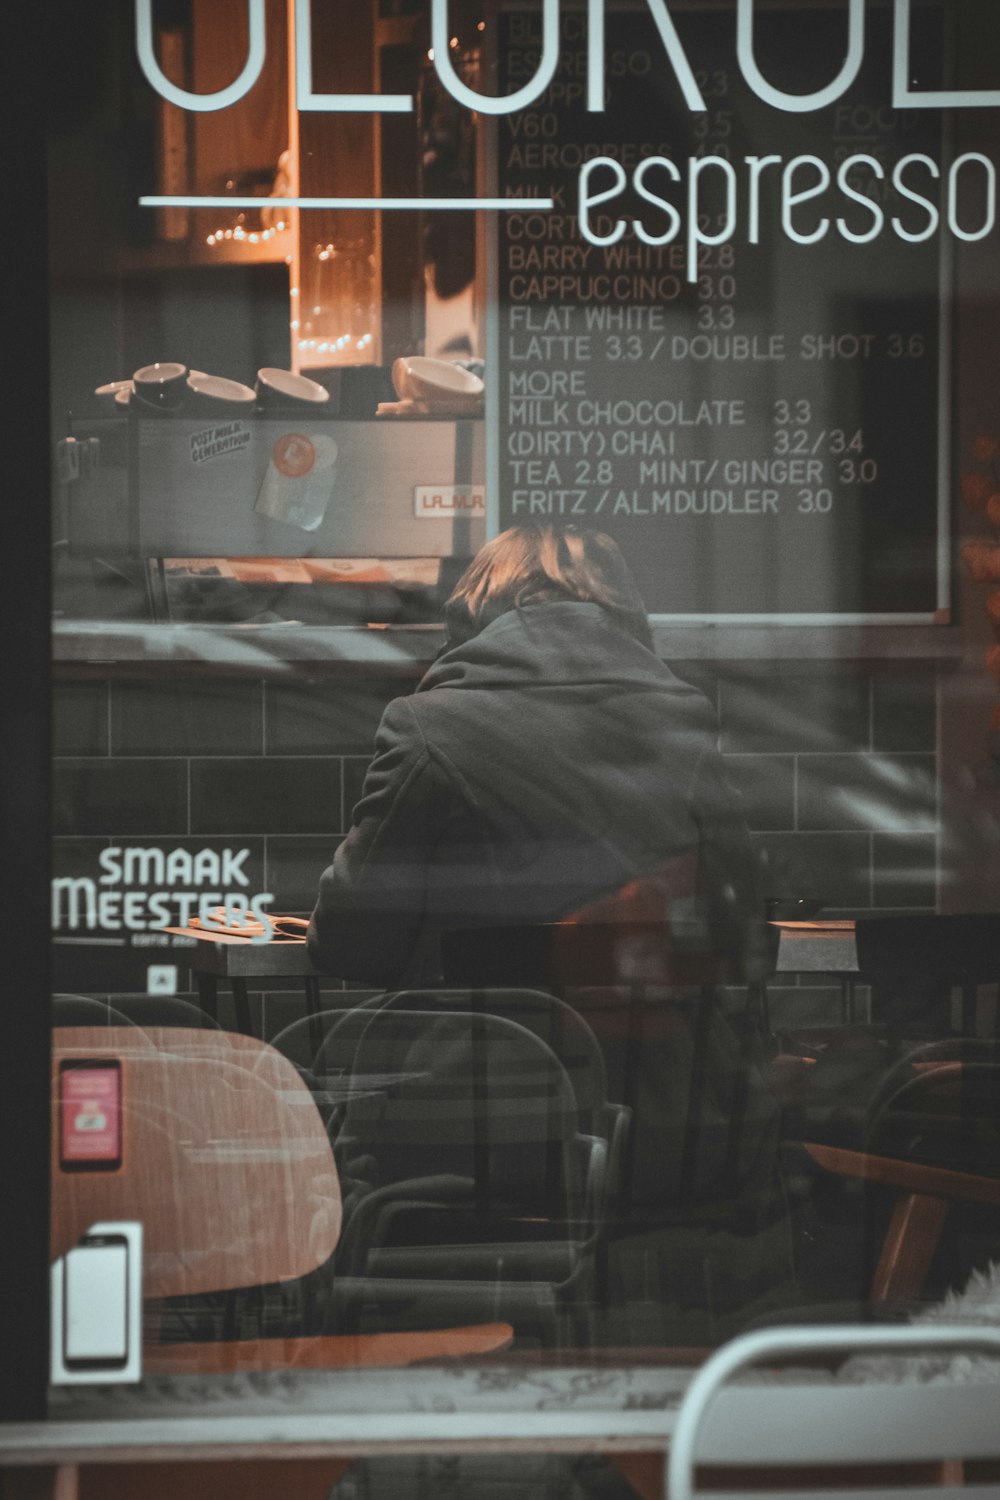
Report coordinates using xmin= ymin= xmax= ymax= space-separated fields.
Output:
xmin=53 ymin=675 xmax=400 ymax=1031
xmin=709 ymin=668 xmax=938 ymax=915
xmin=53 ymin=663 xmax=938 ymax=1028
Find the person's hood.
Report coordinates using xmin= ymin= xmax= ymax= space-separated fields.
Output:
xmin=417 ymin=602 xmax=713 ymax=717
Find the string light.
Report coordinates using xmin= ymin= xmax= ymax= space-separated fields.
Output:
xmin=296 ymin=332 xmax=372 ymax=355
xmin=204 ymin=219 xmax=290 ymax=251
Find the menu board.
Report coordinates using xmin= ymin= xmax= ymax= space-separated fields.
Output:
xmin=494 ymin=5 xmax=948 ymax=618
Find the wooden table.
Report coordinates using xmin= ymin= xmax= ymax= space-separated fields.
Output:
xmin=771 ymin=920 xmax=862 ymax=1023
xmin=163 ymin=926 xmax=320 ymax=1037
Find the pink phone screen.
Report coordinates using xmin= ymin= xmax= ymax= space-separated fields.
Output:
xmin=61 ymin=1064 xmax=121 ymax=1166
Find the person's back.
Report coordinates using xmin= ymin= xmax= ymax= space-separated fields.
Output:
xmin=309 ymin=533 xmax=763 ymax=986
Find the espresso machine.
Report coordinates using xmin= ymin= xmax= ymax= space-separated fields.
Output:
xmin=57 ymin=398 xmax=486 ymax=624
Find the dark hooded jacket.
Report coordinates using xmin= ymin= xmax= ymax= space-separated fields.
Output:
xmin=308 ymin=601 xmax=766 ymax=987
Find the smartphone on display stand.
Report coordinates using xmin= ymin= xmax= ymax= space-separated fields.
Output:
xmin=59 ymin=1058 xmax=122 ymax=1172
xmin=62 ymin=1232 xmax=130 ymax=1372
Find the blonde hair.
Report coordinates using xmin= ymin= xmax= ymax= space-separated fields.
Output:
xmin=444 ymin=525 xmax=653 ymax=649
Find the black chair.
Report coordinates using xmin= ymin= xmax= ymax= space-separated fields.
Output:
xmin=438 ymin=923 xmax=792 ymax=1344
xmin=374 ymin=987 xmax=631 ymax=1302
xmin=323 ymin=1006 xmax=605 ymax=1344
xmin=267 ymin=994 xmax=381 ymax=1106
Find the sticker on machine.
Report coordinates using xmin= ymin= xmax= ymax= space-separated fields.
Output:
xmin=413 ymin=486 xmax=486 ymax=518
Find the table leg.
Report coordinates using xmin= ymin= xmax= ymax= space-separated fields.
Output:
xmin=620 ymin=984 xmax=645 ymax=1213
xmin=231 ymin=978 xmax=254 ymax=1037
xmin=843 ymin=978 xmax=856 ymax=1025
xmin=678 ymin=989 xmax=715 ymax=1204
xmin=196 ymin=973 xmax=218 ymax=1028
xmin=305 ymin=975 xmax=323 ymax=1055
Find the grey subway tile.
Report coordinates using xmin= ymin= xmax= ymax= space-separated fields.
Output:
xmin=767 ymin=986 xmax=853 ymax=1031
xmin=722 ymin=755 xmax=795 ymax=831
xmin=872 ymin=833 xmax=938 ymax=908
xmin=266 ymin=835 xmax=343 ymax=911
xmin=53 ymin=837 xmax=111 ymax=880
xmin=719 ymin=673 xmax=870 ymax=754
xmin=190 ymin=757 xmax=342 ymax=835
xmin=54 ymin=759 xmax=188 ymax=836
xmin=111 ymin=679 xmax=263 ymax=756
xmin=54 ymin=683 xmax=109 ymax=757
xmin=265 ymin=680 xmax=397 ymax=756
xmin=872 ymin=673 xmax=937 ymax=752
xmin=752 ymin=831 xmax=872 ymax=910
xmin=797 ymin=753 xmax=937 ymax=833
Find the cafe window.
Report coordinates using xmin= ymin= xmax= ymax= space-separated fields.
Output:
xmin=6 ymin=0 xmax=1000 ymax=1489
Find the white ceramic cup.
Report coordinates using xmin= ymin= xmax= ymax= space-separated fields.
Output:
xmin=256 ymin=368 xmax=331 ymax=408
xmin=392 ymin=355 xmax=484 ymax=410
xmin=132 ymin=362 xmax=188 ymax=407
xmin=185 ymin=372 xmax=257 ymax=413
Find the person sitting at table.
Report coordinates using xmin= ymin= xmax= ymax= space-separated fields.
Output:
xmin=308 ymin=522 xmax=769 ymax=990
xmin=309 ymin=526 xmax=790 ymax=1339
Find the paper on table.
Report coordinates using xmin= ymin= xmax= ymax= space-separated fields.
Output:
xmin=163 ymin=911 xmax=309 ymax=943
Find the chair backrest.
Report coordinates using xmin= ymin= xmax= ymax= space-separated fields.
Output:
xmin=668 ymin=1323 xmax=1000 ymax=1500
xmin=376 ymin=988 xmax=612 ymax=1134
xmin=866 ymin=1054 xmax=1000 ymax=1177
xmin=52 ymin=1027 xmax=341 ymax=1298
xmin=334 ymin=1008 xmax=583 ymax=1219
xmin=269 ymin=994 xmax=385 ymax=1077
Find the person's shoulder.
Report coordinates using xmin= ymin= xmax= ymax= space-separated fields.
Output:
xmin=372 ymin=693 xmax=431 ymax=753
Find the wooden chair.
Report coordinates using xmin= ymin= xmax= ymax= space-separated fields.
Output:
xmin=52 ymin=1027 xmax=512 ymax=1500
xmin=801 ymin=1051 xmax=1000 ymax=1305
xmin=802 ymin=1140 xmax=1000 ymax=1304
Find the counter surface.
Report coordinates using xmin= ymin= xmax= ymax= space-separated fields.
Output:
xmin=3 ymin=1366 xmax=998 ymax=1466
xmin=53 ymin=621 xmax=966 ymax=676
